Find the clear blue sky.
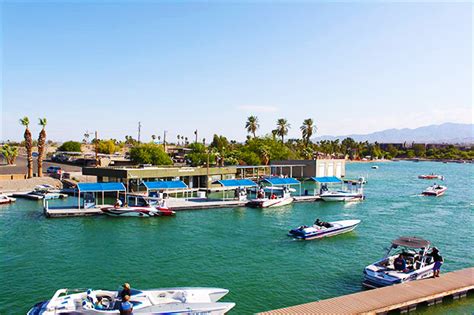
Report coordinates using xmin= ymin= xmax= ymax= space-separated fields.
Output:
xmin=1 ymin=1 xmax=472 ymax=142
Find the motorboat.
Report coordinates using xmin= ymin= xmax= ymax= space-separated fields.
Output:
xmin=102 ymin=194 xmax=176 ymax=217
xmin=371 ymin=165 xmax=379 ymax=169
xmin=27 ymin=287 xmax=235 ymax=314
xmin=247 ymin=188 xmax=294 ymax=208
xmin=320 ymin=190 xmax=364 ymax=202
xmin=31 ymin=185 xmax=68 ymax=200
xmin=249 ymin=186 xmax=297 ymax=193
xmin=288 ymin=219 xmax=361 ymax=240
xmin=418 ymin=174 xmax=444 ymax=180
xmin=0 ymin=193 xmax=16 ymax=204
xmin=422 ymin=184 xmax=447 ymax=196
xmin=363 ymin=236 xmax=437 ymax=288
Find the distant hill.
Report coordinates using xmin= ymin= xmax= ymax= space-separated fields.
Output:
xmin=315 ymin=123 xmax=474 ymax=144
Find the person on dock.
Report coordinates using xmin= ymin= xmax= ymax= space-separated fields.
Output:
xmin=119 ymin=295 xmax=133 ymax=315
xmin=394 ymin=254 xmax=407 ymax=272
xmin=429 ymin=247 xmax=444 ymax=277
xmin=119 ymin=283 xmax=131 ymax=300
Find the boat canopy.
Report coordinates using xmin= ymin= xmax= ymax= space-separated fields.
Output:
xmin=213 ymin=179 xmax=257 ymax=187
xmin=309 ymin=176 xmax=342 ymax=183
xmin=77 ymin=182 xmax=126 ymax=192
xmin=142 ymin=180 xmax=188 ymax=190
xmin=392 ymin=236 xmax=430 ymax=248
xmin=261 ymin=177 xmax=300 ymax=186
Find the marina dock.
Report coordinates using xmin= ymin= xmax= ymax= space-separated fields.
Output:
xmin=259 ymin=267 xmax=474 ymax=314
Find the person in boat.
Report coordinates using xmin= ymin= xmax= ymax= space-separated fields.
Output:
xmin=314 ymin=218 xmax=321 ymax=226
xmin=114 ymin=198 xmax=123 ymax=209
xmin=119 ymin=283 xmax=131 ymax=300
xmin=428 ymin=247 xmax=444 ymax=277
xmin=270 ymin=193 xmax=277 ymax=200
xmin=94 ymin=296 xmax=106 ymax=310
xmin=119 ymin=295 xmax=133 ymax=315
xmin=394 ymin=254 xmax=408 ymax=272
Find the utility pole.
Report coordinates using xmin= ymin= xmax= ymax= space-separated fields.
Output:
xmin=194 ymin=129 xmax=198 ymax=143
xmin=206 ymin=148 xmax=210 ymax=191
xmin=163 ymin=130 xmax=167 ymax=152
xmin=94 ymin=131 xmax=99 ymax=166
xmin=138 ymin=122 xmax=142 ymax=144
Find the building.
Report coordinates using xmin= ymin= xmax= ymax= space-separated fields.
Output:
xmin=270 ymin=159 xmax=346 ymax=178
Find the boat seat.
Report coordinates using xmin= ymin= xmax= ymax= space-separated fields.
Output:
xmin=86 ymin=289 xmax=97 ymax=304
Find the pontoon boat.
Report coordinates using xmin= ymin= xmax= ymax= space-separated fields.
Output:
xmin=27 ymin=287 xmax=235 ymax=314
xmin=288 ymin=219 xmax=361 ymax=240
xmin=363 ymin=236 xmax=437 ymax=288
xmin=422 ymin=184 xmax=447 ymax=196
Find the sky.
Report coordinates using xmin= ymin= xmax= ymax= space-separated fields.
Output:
xmin=1 ymin=1 xmax=472 ymax=142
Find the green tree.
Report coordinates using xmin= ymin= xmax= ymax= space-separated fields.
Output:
xmin=413 ymin=144 xmax=426 ymax=157
xmin=386 ymin=144 xmax=399 ymax=158
xmin=129 ymin=143 xmax=172 ymax=165
xmin=276 ymin=118 xmax=290 ymax=143
xmin=187 ymin=142 xmax=214 ymax=166
xmin=300 ymin=118 xmax=316 ymax=146
xmin=245 ymin=116 xmax=259 ymax=138
xmin=37 ymin=118 xmax=47 ymax=177
xmin=0 ymin=144 xmax=19 ymax=165
xmin=98 ymin=140 xmax=118 ymax=154
xmin=58 ymin=141 xmax=82 ymax=152
xmin=19 ymin=117 xmax=33 ymax=178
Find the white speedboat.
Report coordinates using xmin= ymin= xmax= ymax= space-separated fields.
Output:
xmin=371 ymin=165 xmax=379 ymax=169
xmin=249 ymin=186 xmax=297 ymax=193
xmin=422 ymin=184 xmax=447 ymax=196
xmin=320 ymin=190 xmax=364 ymax=202
xmin=28 ymin=287 xmax=235 ymax=314
xmin=31 ymin=185 xmax=68 ymax=200
xmin=288 ymin=219 xmax=361 ymax=240
xmin=363 ymin=237 xmax=437 ymax=288
xmin=0 ymin=193 xmax=16 ymax=204
xmin=247 ymin=191 xmax=294 ymax=208
xmin=101 ymin=206 xmax=164 ymax=217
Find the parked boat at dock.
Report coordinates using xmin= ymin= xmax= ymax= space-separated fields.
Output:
xmin=27 ymin=287 xmax=235 ymax=314
xmin=363 ymin=236 xmax=437 ymax=288
xmin=320 ymin=190 xmax=364 ymax=202
xmin=247 ymin=188 xmax=294 ymax=208
xmin=288 ymin=219 xmax=361 ymax=240
xmin=422 ymin=184 xmax=447 ymax=196
xmin=0 ymin=193 xmax=16 ymax=204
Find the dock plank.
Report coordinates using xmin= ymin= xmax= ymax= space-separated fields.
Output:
xmin=259 ymin=268 xmax=474 ymax=314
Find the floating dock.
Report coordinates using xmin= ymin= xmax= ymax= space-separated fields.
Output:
xmin=259 ymin=267 xmax=474 ymax=314
xmin=45 ymin=207 xmax=105 ymax=218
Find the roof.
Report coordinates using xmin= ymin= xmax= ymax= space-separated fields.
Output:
xmin=213 ymin=179 xmax=257 ymax=187
xmin=392 ymin=237 xmax=430 ymax=248
xmin=310 ymin=176 xmax=342 ymax=183
xmin=261 ymin=177 xmax=300 ymax=186
xmin=77 ymin=182 xmax=126 ymax=192
xmin=142 ymin=180 xmax=188 ymax=190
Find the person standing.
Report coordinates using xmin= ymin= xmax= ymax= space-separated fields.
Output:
xmin=430 ymin=247 xmax=444 ymax=277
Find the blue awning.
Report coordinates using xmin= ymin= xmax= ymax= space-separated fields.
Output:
xmin=77 ymin=182 xmax=126 ymax=192
xmin=142 ymin=180 xmax=188 ymax=190
xmin=310 ymin=176 xmax=342 ymax=183
xmin=213 ymin=179 xmax=257 ymax=187
xmin=261 ymin=177 xmax=300 ymax=185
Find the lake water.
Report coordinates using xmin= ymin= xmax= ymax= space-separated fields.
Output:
xmin=1 ymin=161 xmax=473 ymax=314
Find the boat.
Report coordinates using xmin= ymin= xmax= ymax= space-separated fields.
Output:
xmin=101 ymin=206 xmax=166 ymax=217
xmin=247 ymin=188 xmax=294 ymax=208
xmin=371 ymin=165 xmax=379 ymax=169
xmin=248 ymin=186 xmax=297 ymax=193
xmin=418 ymin=174 xmax=444 ymax=180
xmin=0 ymin=193 xmax=16 ymax=204
xmin=27 ymin=287 xmax=235 ymax=314
xmin=32 ymin=185 xmax=68 ymax=200
xmin=320 ymin=190 xmax=364 ymax=202
xmin=102 ymin=194 xmax=176 ymax=217
xmin=363 ymin=236 xmax=437 ymax=288
xmin=288 ymin=219 xmax=361 ymax=240
xmin=422 ymin=184 xmax=447 ymax=196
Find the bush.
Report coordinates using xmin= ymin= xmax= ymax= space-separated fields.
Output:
xmin=58 ymin=141 xmax=82 ymax=152
xmin=129 ymin=143 xmax=172 ymax=165
xmin=98 ymin=140 xmax=117 ymax=154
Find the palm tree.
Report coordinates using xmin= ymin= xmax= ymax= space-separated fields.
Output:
xmin=259 ymin=146 xmax=270 ymax=165
xmin=20 ymin=117 xmax=33 ymax=178
xmin=276 ymin=118 xmax=290 ymax=143
xmin=245 ymin=116 xmax=259 ymax=138
xmin=177 ymin=134 xmax=180 ymax=146
xmin=300 ymin=118 xmax=316 ymax=146
xmin=37 ymin=118 xmax=47 ymax=177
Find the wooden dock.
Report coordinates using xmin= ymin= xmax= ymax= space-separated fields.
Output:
xmin=259 ymin=268 xmax=474 ymax=314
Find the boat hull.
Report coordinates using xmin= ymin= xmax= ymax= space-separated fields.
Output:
xmin=101 ymin=207 xmax=162 ymax=217
xmin=247 ymin=197 xmax=294 ymax=208
xmin=320 ymin=193 xmax=364 ymax=202
xmin=422 ymin=186 xmax=447 ymax=197
xmin=289 ymin=220 xmax=361 ymax=240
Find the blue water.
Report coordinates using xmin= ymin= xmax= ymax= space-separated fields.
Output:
xmin=0 ymin=161 xmax=473 ymax=314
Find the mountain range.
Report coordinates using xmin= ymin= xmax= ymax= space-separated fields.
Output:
xmin=315 ymin=123 xmax=474 ymax=144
